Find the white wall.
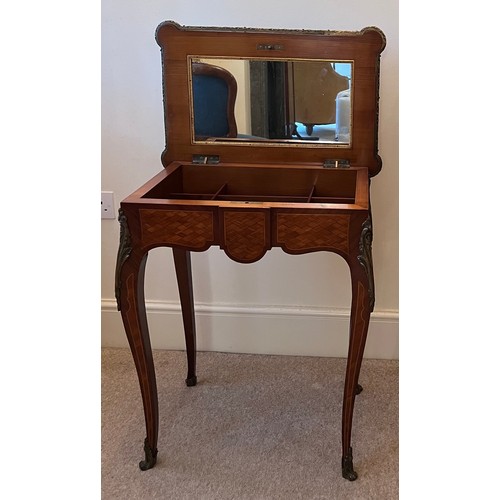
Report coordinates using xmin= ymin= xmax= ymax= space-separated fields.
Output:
xmin=101 ymin=0 xmax=399 ymax=358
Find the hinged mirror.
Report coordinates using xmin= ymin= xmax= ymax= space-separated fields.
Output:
xmin=155 ymin=21 xmax=386 ymax=176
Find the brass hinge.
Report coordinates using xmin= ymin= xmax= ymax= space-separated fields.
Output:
xmin=192 ymin=154 xmax=220 ymax=165
xmin=323 ymin=159 xmax=350 ymax=169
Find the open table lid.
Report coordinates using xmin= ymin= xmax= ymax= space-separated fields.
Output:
xmin=155 ymin=21 xmax=386 ymax=177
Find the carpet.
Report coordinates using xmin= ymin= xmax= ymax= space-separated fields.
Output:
xmin=102 ymin=348 xmax=398 ymax=499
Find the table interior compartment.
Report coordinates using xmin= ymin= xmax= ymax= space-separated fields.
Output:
xmin=142 ymin=164 xmax=358 ymax=204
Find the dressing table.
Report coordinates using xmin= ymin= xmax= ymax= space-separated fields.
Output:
xmin=115 ymin=21 xmax=386 ymax=481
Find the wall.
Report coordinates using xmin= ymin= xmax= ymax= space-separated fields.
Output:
xmin=101 ymin=0 xmax=399 ymax=358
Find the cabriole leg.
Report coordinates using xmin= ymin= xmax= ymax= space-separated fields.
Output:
xmin=341 ymin=277 xmax=372 ymax=481
xmin=116 ymin=211 xmax=158 ymax=470
xmin=341 ymin=216 xmax=374 ymax=481
xmin=173 ymin=248 xmax=197 ymax=387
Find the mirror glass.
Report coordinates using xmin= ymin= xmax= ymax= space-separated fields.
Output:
xmin=189 ymin=57 xmax=353 ymax=146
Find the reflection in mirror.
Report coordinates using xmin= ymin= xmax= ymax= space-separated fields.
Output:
xmin=190 ymin=57 xmax=352 ymax=145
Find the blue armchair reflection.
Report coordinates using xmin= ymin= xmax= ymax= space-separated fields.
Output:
xmin=192 ymin=62 xmax=238 ymax=139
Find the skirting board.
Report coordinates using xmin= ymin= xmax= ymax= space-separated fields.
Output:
xmin=102 ymin=300 xmax=398 ymax=359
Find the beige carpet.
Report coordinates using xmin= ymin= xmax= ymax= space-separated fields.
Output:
xmin=102 ymin=347 xmax=398 ymax=499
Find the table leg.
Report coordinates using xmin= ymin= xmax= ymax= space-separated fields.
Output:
xmin=341 ymin=216 xmax=374 ymax=481
xmin=115 ymin=210 xmax=159 ymax=470
xmin=118 ymin=251 xmax=159 ymax=470
xmin=173 ymin=248 xmax=197 ymax=387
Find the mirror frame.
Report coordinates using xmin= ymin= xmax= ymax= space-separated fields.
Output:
xmin=155 ymin=21 xmax=385 ymax=176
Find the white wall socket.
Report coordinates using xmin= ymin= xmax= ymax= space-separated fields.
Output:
xmin=101 ymin=191 xmax=116 ymax=219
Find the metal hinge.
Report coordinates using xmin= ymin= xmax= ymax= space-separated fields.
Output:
xmin=323 ymin=159 xmax=350 ymax=169
xmin=192 ymin=154 xmax=220 ymax=165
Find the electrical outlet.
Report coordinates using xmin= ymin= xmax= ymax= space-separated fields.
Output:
xmin=101 ymin=191 xmax=115 ymax=219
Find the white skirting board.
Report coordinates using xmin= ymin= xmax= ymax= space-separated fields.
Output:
xmin=101 ymin=300 xmax=399 ymax=360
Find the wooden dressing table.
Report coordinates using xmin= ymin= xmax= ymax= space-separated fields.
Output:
xmin=115 ymin=21 xmax=386 ymax=481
